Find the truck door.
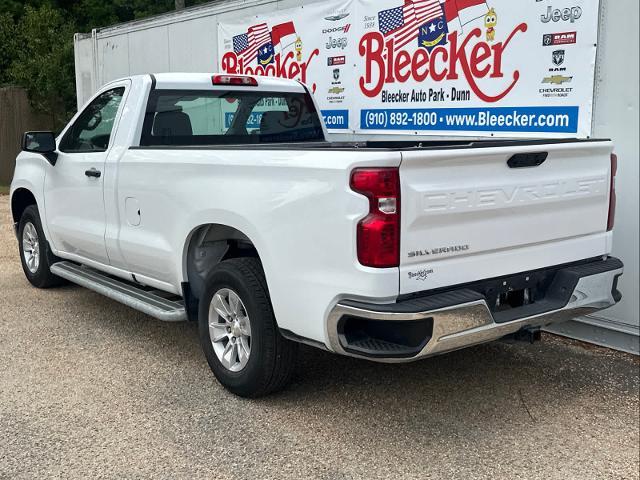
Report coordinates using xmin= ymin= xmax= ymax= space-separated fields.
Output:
xmin=44 ymin=85 xmax=127 ymax=265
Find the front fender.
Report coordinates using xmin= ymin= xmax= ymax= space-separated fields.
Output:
xmin=10 ymin=152 xmax=51 ymax=243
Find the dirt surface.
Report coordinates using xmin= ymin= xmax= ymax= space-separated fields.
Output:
xmin=1 ymin=195 xmax=638 ymax=479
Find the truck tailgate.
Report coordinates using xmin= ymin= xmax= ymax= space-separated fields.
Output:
xmin=399 ymin=141 xmax=614 ymax=295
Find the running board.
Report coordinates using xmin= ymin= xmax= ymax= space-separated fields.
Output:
xmin=51 ymin=261 xmax=187 ymax=322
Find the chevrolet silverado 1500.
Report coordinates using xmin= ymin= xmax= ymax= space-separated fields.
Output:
xmin=11 ymin=73 xmax=623 ymax=397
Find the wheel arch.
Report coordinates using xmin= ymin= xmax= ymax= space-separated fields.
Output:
xmin=10 ymin=188 xmax=38 ymax=231
xmin=182 ymin=222 xmax=265 ymax=303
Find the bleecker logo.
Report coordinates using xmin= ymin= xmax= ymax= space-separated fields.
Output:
xmin=541 ymin=6 xmax=582 ymax=23
xmin=543 ymin=31 xmax=577 ymax=46
xmin=222 ymin=21 xmax=319 ymax=90
xmin=407 ymin=268 xmax=434 ymax=281
xmin=359 ymin=24 xmax=528 ymax=101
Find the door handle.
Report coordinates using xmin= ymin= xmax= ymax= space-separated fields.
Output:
xmin=507 ymin=152 xmax=548 ymax=168
xmin=85 ymin=168 xmax=101 ymax=178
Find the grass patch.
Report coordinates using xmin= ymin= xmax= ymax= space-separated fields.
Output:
xmin=0 ymin=186 xmax=9 ymax=195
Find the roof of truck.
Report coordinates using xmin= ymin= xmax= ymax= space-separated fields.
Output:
xmin=144 ymin=72 xmax=307 ymax=92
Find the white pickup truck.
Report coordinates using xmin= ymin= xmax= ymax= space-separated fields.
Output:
xmin=11 ymin=73 xmax=623 ymax=397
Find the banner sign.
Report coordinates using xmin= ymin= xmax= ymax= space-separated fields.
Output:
xmin=218 ymin=1 xmax=354 ymax=131
xmin=217 ymin=0 xmax=599 ymax=137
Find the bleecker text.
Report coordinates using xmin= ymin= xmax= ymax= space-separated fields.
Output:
xmin=359 ymin=24 xmax=528 ymax=101
xmin=221 ymin=49 xmax=320 ymax=92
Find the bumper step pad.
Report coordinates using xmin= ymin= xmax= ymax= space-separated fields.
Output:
xmin=347 ymin=337 xmax=421 ymax=358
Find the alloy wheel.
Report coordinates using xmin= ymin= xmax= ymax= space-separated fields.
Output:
xmin=208 ymin=288 xmax=252 ymax=372
xmin=22 ymin=222 xmax=40 ymax=274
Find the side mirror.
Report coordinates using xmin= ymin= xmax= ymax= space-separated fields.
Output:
xmin=22 ymin=131 xmax=58 ymax=165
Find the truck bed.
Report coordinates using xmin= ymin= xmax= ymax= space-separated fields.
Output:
xmin=129 ymin=137 xmax=608 ymax=151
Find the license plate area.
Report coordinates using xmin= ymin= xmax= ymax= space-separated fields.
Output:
xmin=486 ymin=270 xmax=554 ymax=312
xmin=475 ymin=269 xmax=558 ymax=322
xmin=495 ymin=288 xmax=532 ymax=311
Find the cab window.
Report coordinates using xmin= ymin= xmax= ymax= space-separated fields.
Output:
xmin=60 ymin=87 xmax=125 ymax=153
xmin=140 ymin=90 xmax=324 ymax=146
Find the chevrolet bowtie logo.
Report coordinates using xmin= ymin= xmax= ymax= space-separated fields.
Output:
xmin=542 ymin=75 xmax=573 ymax=85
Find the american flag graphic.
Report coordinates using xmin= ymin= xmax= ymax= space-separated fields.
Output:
xmin=232 ymin=23 xmax=272 ymax=65
xmin=378 ymin=0 xmax=445 ymax=50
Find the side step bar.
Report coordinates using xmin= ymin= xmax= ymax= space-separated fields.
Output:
xmin=51 ymin=261 xmax=187 ymax=322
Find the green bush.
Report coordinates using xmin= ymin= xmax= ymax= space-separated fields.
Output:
xmin=0 ymin=1 xmax=209 ymax=127
xmin=7 ymin=5 xmax=76 ymax=128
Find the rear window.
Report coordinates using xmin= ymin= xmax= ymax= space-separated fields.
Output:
xmin=140 ymin=89 xmax=324 ymax=146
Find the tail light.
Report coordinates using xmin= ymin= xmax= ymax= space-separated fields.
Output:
xmin=212 ymin=74 xmax=258 ymax=86
xmin=350 ymin=168 xmax=400 ymax=268
xmin=607 ymin=153 xmax=617 ymax=231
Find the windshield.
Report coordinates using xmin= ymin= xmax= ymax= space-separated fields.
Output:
xmin=140 ymin=89 xmax=324 ymax=146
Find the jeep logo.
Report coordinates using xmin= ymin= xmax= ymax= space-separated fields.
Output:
xmin=541 ymin=6 xmax=582 ymax=23
xmin=325 ymin=36 xmax=348 ymax=50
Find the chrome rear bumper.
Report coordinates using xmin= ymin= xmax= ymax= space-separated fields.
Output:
xmin=327 ymin=258 xmax=623 ymax=363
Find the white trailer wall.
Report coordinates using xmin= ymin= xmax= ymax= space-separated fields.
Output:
xmin=73 ymin=0 xmax=639 ymax=353
xmin=547 ymin=0 xmax=639 ymax=353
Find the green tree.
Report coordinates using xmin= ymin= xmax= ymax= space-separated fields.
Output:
xmin=0 ymin=13 xmax=19 ymax=85
xmin=56 ymin=0 xmax=210 ymax=32
xmin=0 ymin=0 xmax=38 ymax=19
xmin=7 ymin=5 xmax=76 ymax=128
xmin=2 ymin=0 xmax=210 ymax=124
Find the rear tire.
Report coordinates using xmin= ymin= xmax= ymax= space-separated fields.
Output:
xmin=18 ymin=205 xmax=65 ymax=288
xmin=198 ymin=257 xmax=298 ymax=397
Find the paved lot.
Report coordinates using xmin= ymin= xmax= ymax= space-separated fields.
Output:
xmin=0 ymin=194 xmax=638 ymax=480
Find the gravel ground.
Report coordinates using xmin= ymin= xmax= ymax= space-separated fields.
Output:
xmin=1 ymin=194 xmax=638 ymax=480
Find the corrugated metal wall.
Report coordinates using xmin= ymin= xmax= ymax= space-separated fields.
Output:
xmin=74 ymin=1 xmax=319 ymax=108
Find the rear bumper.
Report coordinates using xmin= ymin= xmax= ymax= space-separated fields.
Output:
xmin=326 ymin=257 xmax=623 ymax=362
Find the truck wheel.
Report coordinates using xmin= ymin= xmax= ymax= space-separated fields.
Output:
xmin=18 ymin=205 xmax=65 ymax=288
xmin=198 ymin=257 xmax=298 ymax=397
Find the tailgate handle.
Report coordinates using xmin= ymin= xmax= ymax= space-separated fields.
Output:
xmin=507 ymin=152 xmax=548 ymax=168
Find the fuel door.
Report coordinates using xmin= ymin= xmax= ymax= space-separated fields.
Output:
xmin=125 ymin=197 xmax=141 ymax=226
